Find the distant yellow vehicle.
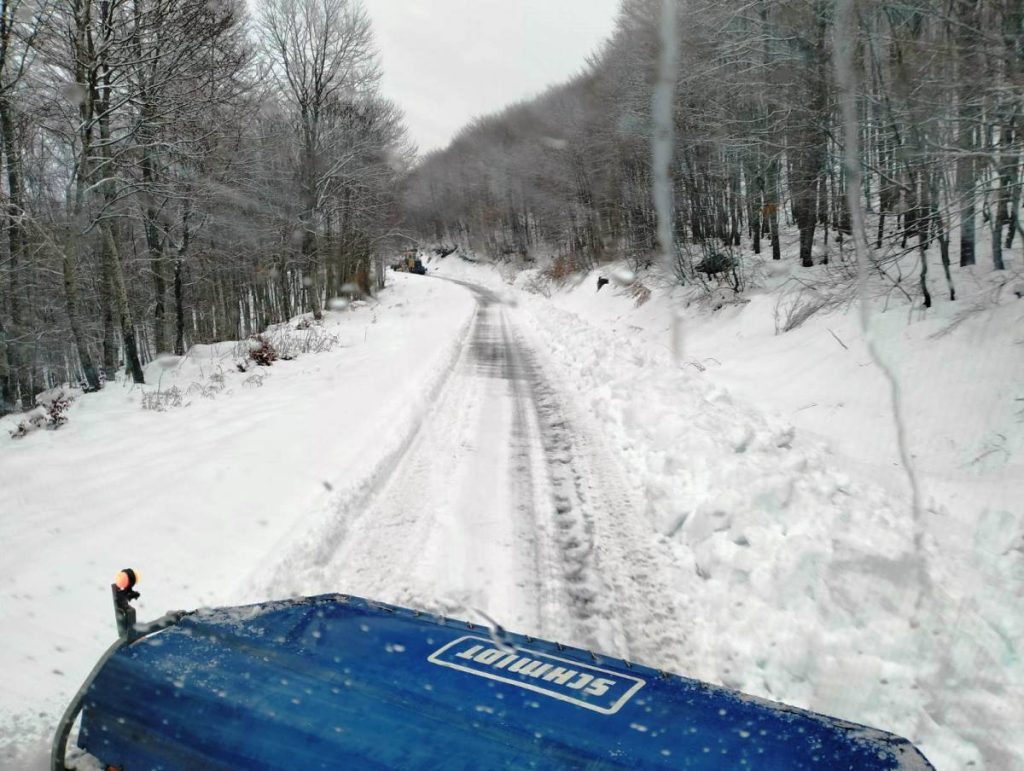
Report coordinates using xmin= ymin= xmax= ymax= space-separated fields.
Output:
xmin=393 ymin=250 xmax=427 ymax=275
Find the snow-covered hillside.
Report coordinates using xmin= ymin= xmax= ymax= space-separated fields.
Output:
xmin=2 ymin=257 xmax=1021 ymax=770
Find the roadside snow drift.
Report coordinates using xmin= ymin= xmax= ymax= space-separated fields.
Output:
xmin=429 ymin=255 xmax=1023 ymax=771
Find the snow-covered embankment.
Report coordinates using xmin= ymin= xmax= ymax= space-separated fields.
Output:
xmin=430 ymin=255 xmax=1023 ymax=771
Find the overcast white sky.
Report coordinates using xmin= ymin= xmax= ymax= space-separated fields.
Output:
xmin=362 ymin=0 xmax=622 ymax=156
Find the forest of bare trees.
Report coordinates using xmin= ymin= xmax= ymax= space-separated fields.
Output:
xmin=402 ymin=0 xmax=1022 ymax=300
xmin=3 ymin=0 xmax=1021 ymax=417
xmin=0 ymin=0 xmax=410 ymax=415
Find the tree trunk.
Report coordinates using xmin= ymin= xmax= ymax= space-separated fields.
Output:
xmin=1007 ymin=163 xmax=1022 ymax=249
xmin=956 ymin=116 xmax=976 ymax=267
xmin=790 ymin=11 xmax=829 ymax=268
xmin=956 ymin=0 xmax=979 ymax=267
xmin=62 ymin=246 xmax=101 ymax=391
xmin=278 ymin=255 xmax=291 ymax=322
xmin=152 ymin=240 xmax=168 ymax=352
xmin=932 ymin=174 xmax=956 ymax=301
xmin=729 ymin=162 xmax=741 ymax=246
xmin=101 ymin=254 xmax=118 ymax=380
xmin=0 ymin=317 xmax=14 ymax=413
xmin=174 ymin=256 xmax=185 ymax=355
xmin=767 ymin=161 xmax=781 ymax=261
xmin=0 ymin=92 xmax=33 ymax=407
xmin=993 ymin=116 xmax=1015 ymax=270
xmin=138 ymin=101 xmax=169 ymax=350
xmin=104 ymin=225 xmax=145 ymax=384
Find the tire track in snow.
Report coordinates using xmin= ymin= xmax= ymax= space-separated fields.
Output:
xmin=496 ymin=308 xmax=551 ymax=633
xmin=238 ymin=302 xmax=476 ymax=603
xmin=510 ymin=335 xmax=614 ymax=650
xmin=246 ymin=278 xmax=687 ymax=673
xmin=254 ymin=283 xmax=545 ymax=633
xmin=509 ymin=309 xmax=692 ymax=670
xmin=454 ymin=282 xmax=660 ymax=657
xmin=445 ymin=279 xmax=624 ymax=649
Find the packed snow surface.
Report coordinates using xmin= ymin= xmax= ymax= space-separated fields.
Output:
xmin=1 ymin=262 xmax=1020 ymax=770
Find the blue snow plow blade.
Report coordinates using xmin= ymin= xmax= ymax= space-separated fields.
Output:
xmin=78 ymin=594 xmax=934 ymax=770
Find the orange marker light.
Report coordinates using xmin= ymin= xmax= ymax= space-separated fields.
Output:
xmin=114 ymin=569 xmax=139 ymax=590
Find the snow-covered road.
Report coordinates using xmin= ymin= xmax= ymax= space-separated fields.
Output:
xmin=246 ymin=279 xmax=687 ymax=665
xmin=3 ymin=269 xmax=1018 ymax=770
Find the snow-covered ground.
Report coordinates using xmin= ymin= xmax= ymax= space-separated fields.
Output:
xmin=238 ymin=278 xmax=687 ymax=666
xmin=427 ymin=252 xmax=1023 ymax=770
xmin=0 ymin=274 xmax=476 ymax=768
xmin=2 ymin=252 xmax=1021 ymax=770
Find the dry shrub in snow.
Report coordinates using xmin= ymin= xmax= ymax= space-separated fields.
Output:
xmin=184 ymin=370 xmax=227 ymax=400
xmin=46 ymin=393 xmax=73 ymax=428
xmin=141 ymin=386 xmax=184 ymax=411
xmin=259 ymin=326 xmax=340 ymax=359
xmin=630 ymin=281 xmax=652 ymax=307
xmin=9 ymin=386 xmax=79 ymax=438
xmin=185 ymin=382 xmax=220 ymax=400
xmin=249 ymin=335 xmax=278 ymax=366
xmin=518 ymin=271 xmax=553 ymax=298
xmin=774 ymin=280 xmax=850 ymax=333
xmin=9 ymin=409 xmax=48 ymax=438
xmin=543 ymin=255 xmax=580 ymax=282
xmin=776 ymin=293 xmax=830 ymax=333
xmin=220 ymin=323 xmax=344 ymax=370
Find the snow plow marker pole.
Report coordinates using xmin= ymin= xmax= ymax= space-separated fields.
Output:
xmin=51 ymin=571 xmax=188 ymax=771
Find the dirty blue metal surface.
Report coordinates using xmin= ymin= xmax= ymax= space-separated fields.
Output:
xmin=78 ymin=595 xmax=934 ymax=769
